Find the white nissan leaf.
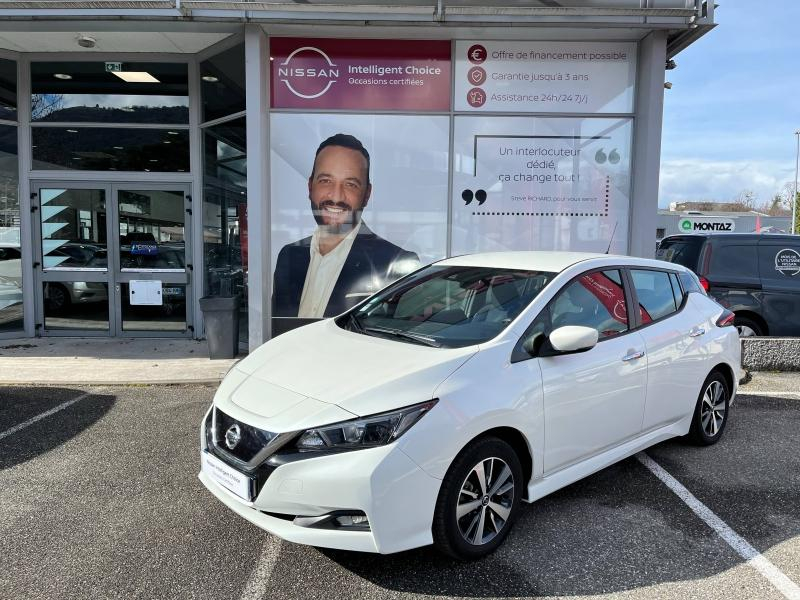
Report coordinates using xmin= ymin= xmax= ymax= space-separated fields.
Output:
xmin=199 ymin=252 xmax=741 ymax=559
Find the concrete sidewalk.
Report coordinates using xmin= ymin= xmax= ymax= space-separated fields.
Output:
xmin=0 ymin=336 xmax=797 ymax=390
xmin=0 ymin=337 xmax=240 ymax=385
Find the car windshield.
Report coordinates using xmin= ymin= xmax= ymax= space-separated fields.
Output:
xmin=337 ymin=265 xmax=555 ymax=348
xmin=656 ymin=237 xmax=704 ymax=270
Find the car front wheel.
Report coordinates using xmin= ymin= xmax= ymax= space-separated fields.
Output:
xmin=432 ymin=437 xmax=522 ymax=560
xmin=688 ymin=371 xmax=730 ymax=445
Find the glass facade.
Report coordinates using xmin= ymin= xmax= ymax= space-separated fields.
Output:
xmin=31 ymin=62 xmax=188 ymax=123
xmin=0 ymin=32 xmax=662 ymax=346
xmin=32 ymin=127 xmax=189 ymax=172
xmin=201 ymin=43 xmax=247 ymax=344
xmin=201 ymin=44 xmax=246 ymax=123
xmin=0 ymin=58 xmax=20 ymax=332
xmin=0 ymin=58 xmax=16 ymax=121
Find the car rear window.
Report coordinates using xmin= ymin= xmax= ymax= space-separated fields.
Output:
xmin=656 ymin=238 xmax=704 ymax=270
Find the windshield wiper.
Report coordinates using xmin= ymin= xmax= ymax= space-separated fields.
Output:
xmin=363 ymin=326 xmax=441 ymax=348
xmin=347 ymin=312 xmax=365 ymax=334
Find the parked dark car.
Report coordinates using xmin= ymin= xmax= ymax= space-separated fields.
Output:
xmin=657 ymin=233 xmax=800 ymax=336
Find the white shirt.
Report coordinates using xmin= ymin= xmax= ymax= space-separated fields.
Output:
xmin=298 ymin=223 xmax=361 ymax=318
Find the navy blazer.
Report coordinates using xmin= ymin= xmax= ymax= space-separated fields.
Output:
xmin=272 ymin=223 xmax=420 ymax=318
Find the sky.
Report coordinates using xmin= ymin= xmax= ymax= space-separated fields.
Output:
xmin=659 ymin=0 xmax=800 ymax=208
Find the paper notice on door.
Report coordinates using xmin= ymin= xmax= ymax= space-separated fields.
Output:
xmin=130 ymin=280 xmax=163 ymax=306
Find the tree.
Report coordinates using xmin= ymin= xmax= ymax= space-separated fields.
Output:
xmin=30 ymin=94 xmax=64 ymax=121
xmin=733 ymin=189 xmax=757 ymax=210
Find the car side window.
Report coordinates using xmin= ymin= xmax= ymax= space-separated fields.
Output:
xmin=511 ymin=269 xmax=628 ymax=363
xmin=550 ymin=269 xmax=629 ymax=338
xmin=631 ymin=269 xmax=677 ymax=324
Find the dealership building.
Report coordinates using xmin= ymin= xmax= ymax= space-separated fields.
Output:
xmin=0 ymin=0 xmax=715 ymax=350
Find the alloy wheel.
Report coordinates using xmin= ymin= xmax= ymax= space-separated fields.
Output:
xmin=736 ymin=324 xmax=757 ymax=337
xmin=47 ymin=284 xmax=68 ymax=311
xmin=701 ymin=380 xmax=727 ymax=437
xmin=456 ymin=457 xmax=515 ymax=546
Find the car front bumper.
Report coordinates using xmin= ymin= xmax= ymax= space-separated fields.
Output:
xmin=198 ymin=437 xmax=442 ymax=554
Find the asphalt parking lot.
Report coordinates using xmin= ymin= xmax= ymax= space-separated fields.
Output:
xmin=0 ymin=381 xmax=798 ymax=600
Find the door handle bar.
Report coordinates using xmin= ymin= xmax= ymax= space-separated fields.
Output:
xmin=622 ymin=350 xmax=645 ymax=362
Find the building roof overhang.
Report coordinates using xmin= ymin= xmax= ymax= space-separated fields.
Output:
xmin=0 ymin=0 xmax=715 ymax=57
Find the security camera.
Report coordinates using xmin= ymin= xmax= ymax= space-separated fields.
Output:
xmin=665 ymin=59 xmax=677 ymax=70
xmin=664 ymin=82 xmax=673 ymax=90
xmin=77 ymin=35 xmax=97 ymax=49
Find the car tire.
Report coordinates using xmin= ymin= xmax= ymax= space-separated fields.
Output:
xmin=734 ymin=315 xmax=763 ymax=337
xmin=432 ymin=436 xmax=523 ymax=560
xmin=46 ymin=283 xmax=70 ymax=313
xmin=688 ymin=371 xmax=730 ymax=446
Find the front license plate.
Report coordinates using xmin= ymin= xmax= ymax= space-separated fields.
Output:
xmin=201 ymin=451 xmax=253 ymax=501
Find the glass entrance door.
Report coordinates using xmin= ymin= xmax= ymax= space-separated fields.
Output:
xmin=32 ymin=182 xmax=192 ymax=337
xmin=34 ymin=185 xmax=112 ymax=334
xmin=114 ymin=186 xmax=192 ymax=335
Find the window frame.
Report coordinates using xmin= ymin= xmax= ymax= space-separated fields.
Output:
xmin=511 ymin=265 xmax=637 ymax=363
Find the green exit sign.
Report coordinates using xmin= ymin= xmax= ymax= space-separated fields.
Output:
xmin=105 ymin=62 xmax=122 ymax=73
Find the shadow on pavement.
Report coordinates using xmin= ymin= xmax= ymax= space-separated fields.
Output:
xmin=313 ymin=457 xmax=742 ymax=597
xmin=0 ymin=386 xmax=115 ymax=470
xmin=308 ymin=395 xmax=800 ymax=597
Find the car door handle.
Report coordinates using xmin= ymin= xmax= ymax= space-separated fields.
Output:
xmin=688 ymin=327 xmax=706 ymax=337
xmin=622 ymin=350 xmax=645 ymax=362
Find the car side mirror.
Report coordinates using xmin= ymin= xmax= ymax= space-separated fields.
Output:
xmin=522 ymin=331 xmax=545 ymax=356
xmin=537 ymin=326 xmax=599 ymax=357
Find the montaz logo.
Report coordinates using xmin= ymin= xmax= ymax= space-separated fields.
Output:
xmin=680 ymin=219 xmax=733 ymax=232
xmin=278 ymin=46 xmax=339 ymax=99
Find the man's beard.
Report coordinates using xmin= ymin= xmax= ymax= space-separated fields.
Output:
xmin=311 ymin=200 xmax=364 ymax=236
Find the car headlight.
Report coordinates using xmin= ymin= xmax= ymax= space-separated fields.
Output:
xmin=294 ymin=400 xmax=437 ymax=452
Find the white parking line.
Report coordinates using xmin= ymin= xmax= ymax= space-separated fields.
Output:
xmin=637 ymin=452 xmax=800 ymax=600
xmin=239 ymin=534 xmax=282 ymax=600
xmin=0 ymin=391 xmax=92 ymax=441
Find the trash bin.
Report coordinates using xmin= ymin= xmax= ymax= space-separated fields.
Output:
xmin=199 ymin=294 xmax=240 ymax=359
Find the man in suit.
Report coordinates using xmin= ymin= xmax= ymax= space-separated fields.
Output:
xmin=273 ymin=133 xmax=419 ymax=318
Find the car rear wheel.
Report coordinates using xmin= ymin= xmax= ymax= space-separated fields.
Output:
xmin=734 ymin=315 xmax=763 ymax=337
xmin=46 ymin=283 xmax=70 ymax=313
xmin=432 ymin=437 xmax=522 ymax=560
xmin=688 ymin=371 xmax=730 ymax=446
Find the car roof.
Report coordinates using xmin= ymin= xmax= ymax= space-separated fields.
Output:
xmin=661 ymin=233 xmax=798 ymax=242
xmin=438 ymin=251 xmax=658 ymax=272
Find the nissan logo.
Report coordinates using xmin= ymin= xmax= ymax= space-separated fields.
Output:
xmin=277 ymin=46 xmax=339 ymax=99
xmin=224 ymin=424 xmax=242 ymax=450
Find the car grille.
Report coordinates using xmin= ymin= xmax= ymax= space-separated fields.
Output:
xmin=209 ymin=408 xmax=279 ymax=467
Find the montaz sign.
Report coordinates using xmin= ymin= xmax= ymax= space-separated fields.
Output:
xmin=678 ymin=218 xmax=735 ymax=233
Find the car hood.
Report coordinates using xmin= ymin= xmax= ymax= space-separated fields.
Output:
xmin=229 ymin=319 xmax=478 ymax=419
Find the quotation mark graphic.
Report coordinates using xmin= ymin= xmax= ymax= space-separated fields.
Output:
xmin=594 ymin=148 xmax=621 ymax=165
xmin=463 ymin=189 xmax=487 ymax=206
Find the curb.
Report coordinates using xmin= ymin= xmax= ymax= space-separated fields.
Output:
xmin=741 ymin=337 xmax=800 ymax=372
xmin=0 ymin=379 xmax=224 ymax=386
